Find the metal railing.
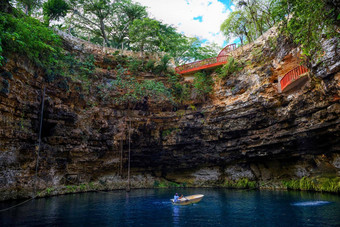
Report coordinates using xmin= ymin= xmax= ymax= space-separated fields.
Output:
xmin=175 ymin=44 xmax=237 ymax=74
xmin=280 ymin=65 xmax=309 ymax=91
xmin=217 ymin=43 xmax=236 ymax=57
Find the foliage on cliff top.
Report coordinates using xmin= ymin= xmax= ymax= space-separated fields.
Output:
xmin=275 ymin=0 xmax=339 ymax=59
xmin=218 ymin=57 xmax=244 ymax=79
xmin=193 ymin=71 xmax=214 ymax=101
xmin=0 ymin=10 xmax=62 ymax=67
xmin=0 ymin=3 xmax=210 ymax=106
xmin=221 ymin=0 xmax=339 ymax=60
xmin=0 ymin=9 xmax=188 ymax=105
xmin=7 ymin=0 xmax=221 ymax=66
xmin=166 ymin=73 xmax=191 ymax=104
xmin=43 ymin=0 xmax=69 ymax=26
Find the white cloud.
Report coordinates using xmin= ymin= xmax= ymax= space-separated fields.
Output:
xmin=134 ymin=0 xmax=232 ymax=47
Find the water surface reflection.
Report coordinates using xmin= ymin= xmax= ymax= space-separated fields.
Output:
xmin=0 ymin=188 xmax=339 ymax=226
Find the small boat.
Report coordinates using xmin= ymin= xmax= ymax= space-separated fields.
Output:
xmin=171 ymin=194 xmax=204 ymax=205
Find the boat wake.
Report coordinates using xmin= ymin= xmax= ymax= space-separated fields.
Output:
xmin=152 ymin=201 xmax=172 ymax=205
xmin=291 ymin=201 xmax=331 ymax=206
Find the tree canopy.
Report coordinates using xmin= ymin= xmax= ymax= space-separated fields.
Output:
xmin=4 ymin=0 xmax=225 ymax=65
xmin=220 ymin=10 xmax=251 ymax=45
xmin=273 ymin=0 xmax=339 ymax=58
xmin=109 ymin=0 xmax=147 ymax=49
xmin=221 ymin=0 xmax=339 ymax=59
xmin=67 ymin=0 xmax=115 ymax=46
xmin=129 ymin=18 xmax=160 ymax=56
xmin=3 ymin=0 xmax=338 ymax=68
xmin=16 ymin=0 xmax=42 ymax=15
xmin=43 ymin=0 xmax=69 ymax=26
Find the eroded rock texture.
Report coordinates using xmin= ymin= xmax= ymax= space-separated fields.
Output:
xmin=0 ymin=28 xmax=339 ymax=200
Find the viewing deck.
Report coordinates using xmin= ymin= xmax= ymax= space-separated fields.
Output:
xmin=280 ymin=65 xmax=309 ymax=92
xmin=175 ymin=44 xmax=236 ymax=75
xmin=176 ymin=42 xmax=310 ymax=93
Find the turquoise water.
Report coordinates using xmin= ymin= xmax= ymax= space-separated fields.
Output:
xmin=1 ymin=188 xmax=340 ymax=226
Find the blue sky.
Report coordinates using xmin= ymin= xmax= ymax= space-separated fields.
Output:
xmin=134 ymin=0 xmax=235 ymax=47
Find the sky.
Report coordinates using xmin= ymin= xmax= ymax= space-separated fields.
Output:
xmin=133 ymin=0 xmax=235 ymax=48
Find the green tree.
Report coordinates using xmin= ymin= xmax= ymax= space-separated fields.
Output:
xmin=157 ymin=23 xmax=186 ymax=52
xmin=43 ymin=0 xmax=69 ymax=26
xmin=221 ymin=10 xmax=252 ymax=45
xmin=221 ymin=0 xmax=279 ymax=45
xmin=235 ymin=0 xmax=264 ymax=37
xmin=258 ymin=0 xmax=280 ymax=28
xmin=273 ymin=0 xmax=339 ymax=60
xmin=129 ymin=18 xmax=160 ymax=56
xmin=68 ymin=0 xmax=115 ymax=46
xmin=174 ymin=37 xmax=220 ymax=65
xmin=109 ymin=0 xmax=147 ymax=49
xmin=16 ymin=0 xmax=42 ymax=15
xmin=161 ymin=33 xmax=188 ymax=65
xmin=0 ymin=12 xmax=62 ymax=67
xmin=223 ymin=0 xmax=339 ymax=61
xmin=196 ymin=42 xmax=221 ymax=59
xmin=154 ymin=54 xmax=172 ymax=75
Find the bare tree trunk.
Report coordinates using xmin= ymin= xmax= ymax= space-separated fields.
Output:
xmin=243 ymin=25 xmax=252 ymax=43
xmin=140 ymin=45 xmax=144 ymax=58
xmin=240 ymin=36 xmax=244 ymax=46
xmin=100 ymin=19 xmax=109 ymax=47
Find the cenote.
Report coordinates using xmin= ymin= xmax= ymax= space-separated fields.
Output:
xmin=1 ymin=188 xmax=340 ymax=226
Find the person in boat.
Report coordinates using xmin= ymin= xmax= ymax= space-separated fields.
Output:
xmin=174 ymin=193 xmax=184 ymax=202
xmin=174 ymin=193 xmax=179 ymax=202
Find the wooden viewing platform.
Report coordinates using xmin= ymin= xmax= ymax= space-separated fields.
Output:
xmin=175 ymin=44 xmax=236 ymax=75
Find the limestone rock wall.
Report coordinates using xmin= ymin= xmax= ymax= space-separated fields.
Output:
xmin=0 ymin=28 xmax=339 ymax=201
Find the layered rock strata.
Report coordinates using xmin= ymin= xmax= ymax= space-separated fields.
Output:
xmin=0 ymin=28 xmax=339 ymax=201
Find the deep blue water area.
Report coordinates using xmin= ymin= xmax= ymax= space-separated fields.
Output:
xmin=1 ymin=188 xmax=340 ymax=226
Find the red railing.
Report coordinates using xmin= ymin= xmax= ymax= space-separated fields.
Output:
xmin=175 ymin=43 xmax=237 ymax=75
xmin=218 ymin=43 xmax=236 ymax=57
xmin=280 ymin=65 xmax=309 ymax=91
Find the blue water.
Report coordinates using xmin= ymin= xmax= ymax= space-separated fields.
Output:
xmin=1 ymin=188 xmax=340 ymax=226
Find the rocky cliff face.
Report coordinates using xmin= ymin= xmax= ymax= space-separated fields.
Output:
xmin=0 ymin=28 xmax=339 ymax=201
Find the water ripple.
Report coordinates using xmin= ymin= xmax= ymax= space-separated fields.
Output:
xmin=291 ymin=201 xmax=331 ymax=206
xmin=1 ymin=189 xmax=340 ymax=226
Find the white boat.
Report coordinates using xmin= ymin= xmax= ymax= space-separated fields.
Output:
xmin=171 ymin=194 xmax=204 ymax=205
